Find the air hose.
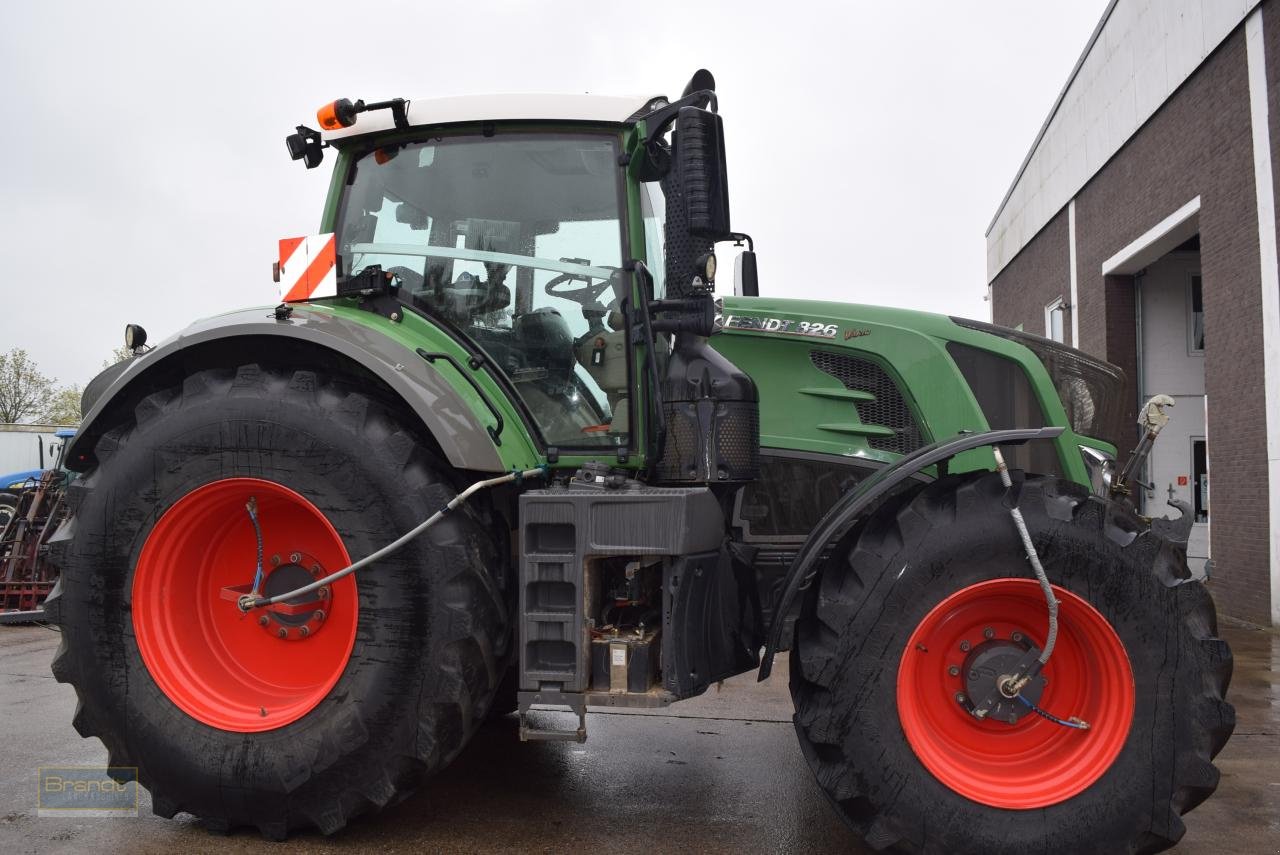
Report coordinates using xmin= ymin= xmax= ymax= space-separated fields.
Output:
xmin=236 ymin=466 xmax=548 ymax=612
xmin=991 ymin=447 xmax=1090 ymax=729
xmin=991 ymin=447 xmax=1058 ymax=677
xmin=246 ymin=496 xmax=265 ymax=595
xmin=1016 ymin=694 xmax=1090 ymax=730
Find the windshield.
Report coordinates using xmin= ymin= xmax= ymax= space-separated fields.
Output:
xmin=336 ymin=134 xmax=630 ymax=448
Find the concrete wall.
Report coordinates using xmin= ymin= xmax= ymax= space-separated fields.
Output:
xmin=0 ymin=425 xmax=65 ymax=476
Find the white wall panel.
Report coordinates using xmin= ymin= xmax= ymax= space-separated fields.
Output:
xmin=987 ymin=0 xmax=1256 ymax=281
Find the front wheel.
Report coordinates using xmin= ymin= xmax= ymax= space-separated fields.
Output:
xmin=791 ymin=471 xmax=1234 ymax=854
xmin=46 ymin=364 xmax=510 ymax=837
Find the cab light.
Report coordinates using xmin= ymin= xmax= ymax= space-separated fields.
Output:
xmin=317 ymin=98 xmax=359 ymax=130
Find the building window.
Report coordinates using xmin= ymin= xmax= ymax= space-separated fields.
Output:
xmin=1192 ymin=437 xmax=1208 ymax=523
xmin=1189 ymin=274 xmax=1204 ymax=352
xmin=1044 ymin=297 xmax=1068 ymax=343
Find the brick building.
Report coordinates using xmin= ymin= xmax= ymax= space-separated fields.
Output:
xmin=986 ymin=0 xmax=1280 ymax=626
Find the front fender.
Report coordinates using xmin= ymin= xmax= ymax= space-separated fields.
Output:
xmin=758 ymin=426 xmax=1065 ymax=679
xmin=67 ymin=305 xmax=508 ymax=473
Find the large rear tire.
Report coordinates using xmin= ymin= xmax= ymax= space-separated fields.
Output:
xmin=0 ymin=491 xmax=18 ymax=533
xmin=791 ymin=471 xmax=1234 ymax=854
xmin=45 ymin=364 xmax=510 ymax=837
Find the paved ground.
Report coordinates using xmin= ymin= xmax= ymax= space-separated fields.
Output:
xmin=0 ymin=621 xmax=1275 ymax=854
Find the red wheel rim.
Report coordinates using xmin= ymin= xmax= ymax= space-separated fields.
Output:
xmin=132 ymin=478 xmax=357 ymax=732
xmin=896 ymin=579 xmax=1134 ymax=809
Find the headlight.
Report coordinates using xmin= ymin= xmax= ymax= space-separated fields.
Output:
xmin=1078 ymin=446 xmax=1115 ymax=496
xmin=951 ymin=317 xmax=1126 ymax=444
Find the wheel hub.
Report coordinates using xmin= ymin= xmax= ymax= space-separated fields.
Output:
xmin=255 ymin=551 xmax=330 ymax=641
xmin=960 ymin=639 xmax=1046 ymax=724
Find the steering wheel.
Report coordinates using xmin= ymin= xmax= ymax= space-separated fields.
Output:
xmin=544 ymin=271 xmax=616 ymax=309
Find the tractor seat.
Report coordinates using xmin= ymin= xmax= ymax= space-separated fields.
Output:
xmin=513 ymin=308 xmax=575 ymax=384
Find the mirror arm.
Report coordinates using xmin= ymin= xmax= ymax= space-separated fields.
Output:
xmin=634 ymin=89 xmax=718 ymax=146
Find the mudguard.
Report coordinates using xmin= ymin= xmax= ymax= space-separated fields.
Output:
xmin=66 ymin=305 xmax=506 ymax=473
xmin=758 ymin=426 xmax=1065 ymax=679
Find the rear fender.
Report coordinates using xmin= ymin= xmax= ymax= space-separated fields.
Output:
xmin=758 ymin=426 xmax=1064 ymax=679
xmin=66 ymin=306 xmax=507 ymax=473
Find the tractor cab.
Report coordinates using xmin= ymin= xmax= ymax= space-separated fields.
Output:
xmin=288 ymin=79 xmax=756 ymax=481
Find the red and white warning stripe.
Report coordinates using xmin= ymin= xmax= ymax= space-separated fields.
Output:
xmin=277 ymin=233 xmax=337 ymax=302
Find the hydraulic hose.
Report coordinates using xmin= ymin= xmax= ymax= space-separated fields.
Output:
xmin=237 ymin=466 xmax=548 ymax=612
xmin=991 ymin=447 xmax=1058 ymax=673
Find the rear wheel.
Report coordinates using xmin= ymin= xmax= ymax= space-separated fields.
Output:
xmin=0 ymin=491 xmax=18 ymax=533
xmin=791 ymin=471 xmax=1234 ymax=854
xmin=46 ymin=364 xmax=510 ymax=837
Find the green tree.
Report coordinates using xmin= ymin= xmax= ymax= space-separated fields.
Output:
xmin=104 ymin=344 xmax=134 ymax=369
xmin=42 ymin=385 xmax=83 ymax=426
xmin=0 ymin=348 xmax=54 ymax=423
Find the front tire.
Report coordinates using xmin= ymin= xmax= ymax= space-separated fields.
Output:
xmin=46 ymin=364 xmax=509 ymax=837
xmin=791 ymin=471 xmax=1234 ymax=854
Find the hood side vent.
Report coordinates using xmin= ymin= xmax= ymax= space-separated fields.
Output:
xmin=809 ymin=350 xmax=924 ymax=455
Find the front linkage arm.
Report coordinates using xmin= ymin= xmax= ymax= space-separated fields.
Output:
xmin=757 ymin=426 xmax=1065 ymax=680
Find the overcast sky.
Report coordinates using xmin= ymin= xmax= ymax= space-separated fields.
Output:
xmin=1 ymin=1 xmax=1107 ymax=390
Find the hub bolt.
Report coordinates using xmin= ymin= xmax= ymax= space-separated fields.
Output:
xmin=959 ymin=640 xmax=971 ymax=652
xmin=258 ymin=616 xmax=269 ymax=627
xmin=983 ymin=627 xmax=995 ymax=639
xmin=1011 ymin=631 xmax=1024 ymax=643
xmin=311 ymin=564 xmax=322 ymax=577
xmin=948 ymin=665 xmax=960 ymax=677
xmin=318 ymin=587 xmax=329 ymax=600
xmin=313 ymin=610 xmax=325 ymax=621
xmin=277 ymin=628 xmax=288 ymax=639
xmin=271 ymin=554 xmax=281 ymax=567
xmin=299 ymin=626 xmax=310 ymax=638
xmin=954 ymin=692 xmax=966 ymax=704
xmin=290 ymin=552 xmax=302 ymax=564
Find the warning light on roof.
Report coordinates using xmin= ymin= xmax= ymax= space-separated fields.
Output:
xmin=317 ymin=99 xmax=359 ymax=130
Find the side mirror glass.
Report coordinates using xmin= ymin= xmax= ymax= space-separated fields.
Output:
xmin=675 ymin=106 xmax=731 ymax=239
xmin=733 ymin=250 xmax=759 ymax=297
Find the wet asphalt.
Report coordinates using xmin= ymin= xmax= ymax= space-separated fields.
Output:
xmin=0 ymin=621 xmax=1275 ymax=854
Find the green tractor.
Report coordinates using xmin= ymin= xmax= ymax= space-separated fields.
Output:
xmin=47 ymin=72 xmax=1232 ymax=852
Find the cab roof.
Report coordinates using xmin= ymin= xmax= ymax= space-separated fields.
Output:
xmin=321 ymin=93 xmax=667 ymax=143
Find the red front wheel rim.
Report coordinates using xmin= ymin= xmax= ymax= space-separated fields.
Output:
xmin=132 ymin=478 xmax=357 ymax=732
xmin=896 ymin=578 xmax=1135 ymax=809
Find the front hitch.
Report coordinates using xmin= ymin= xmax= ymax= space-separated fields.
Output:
xmin=1110 ymin=394 xmax=1175 ymax=502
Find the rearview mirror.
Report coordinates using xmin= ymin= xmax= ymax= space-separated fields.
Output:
xmin=733 ymin=250 xmax=759 ymax=297
xmin=675 ymin=107 xmax=731 ymax=239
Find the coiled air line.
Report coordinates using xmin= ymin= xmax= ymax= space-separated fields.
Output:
xmin=236 ymin=466 xmax=548 ymax=613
